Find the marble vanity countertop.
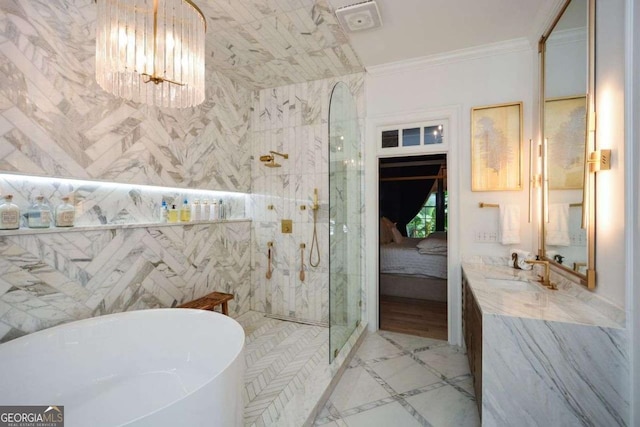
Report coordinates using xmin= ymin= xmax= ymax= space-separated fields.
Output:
xmin=462 ymin=262 xmax=625 ymax=329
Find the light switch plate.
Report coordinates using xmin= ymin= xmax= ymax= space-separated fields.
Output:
xmin=281 ymin=219 xmax=292 ymax=233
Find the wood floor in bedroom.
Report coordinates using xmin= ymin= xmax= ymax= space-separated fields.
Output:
xmin=379 ymin=295 xmax=448 ymax=340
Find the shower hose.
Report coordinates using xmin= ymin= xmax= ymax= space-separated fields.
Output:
xmin=309 ymin=208 xmax=320 ymax=267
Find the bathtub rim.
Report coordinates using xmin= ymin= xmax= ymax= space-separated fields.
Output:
xmin=0 ymin=308 xmax=246 ymax=426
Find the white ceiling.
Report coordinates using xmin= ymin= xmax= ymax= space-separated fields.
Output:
xmin=186 ymin=0 xmax=562 ymax=89
xmin=327 ymin=0 xmax=561 ymax=67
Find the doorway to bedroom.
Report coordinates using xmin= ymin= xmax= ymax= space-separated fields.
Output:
xmin=378 ymin=154 xmax=448 ymax=340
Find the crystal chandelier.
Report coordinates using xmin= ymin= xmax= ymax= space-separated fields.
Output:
xmin=95 ymin=0 xmax=206 ymax=108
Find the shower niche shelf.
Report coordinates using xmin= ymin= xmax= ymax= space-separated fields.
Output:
xmin=0 ymin=218 xmax=251 ymax=237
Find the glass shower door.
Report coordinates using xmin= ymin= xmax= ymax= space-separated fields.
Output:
xmin=329 ymin=82 xmax=362 ymax=362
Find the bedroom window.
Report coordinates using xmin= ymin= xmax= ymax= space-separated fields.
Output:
xmin=380 ymin=123 xmax=444 ymax=149
xmin=407 ymin=192 xmax=448 ymax=238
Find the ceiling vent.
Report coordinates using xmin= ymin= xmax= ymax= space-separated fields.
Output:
xmin=335 ymin=1 xmax=382 ymax=33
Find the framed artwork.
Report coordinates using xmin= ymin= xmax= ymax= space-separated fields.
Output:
xmin=471 ymin=102 xmax=523 ymax=191
xmin=544 ymin=96 xmax=587 ymax=189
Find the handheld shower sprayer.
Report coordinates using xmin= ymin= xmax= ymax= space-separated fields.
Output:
xmin=309 ymin=188 xmax=320 ymax=267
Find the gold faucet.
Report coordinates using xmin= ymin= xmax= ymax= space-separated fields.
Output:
xmin=524 ymin=260 xmax=557 ymax=290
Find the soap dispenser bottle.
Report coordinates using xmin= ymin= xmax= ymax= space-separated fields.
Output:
xmin=0 ymin=195 xmax=20 ymax=230
xmin=180 ymin=199 xmax=191 ymax=222
xmin=28 ymin=196 xmax=52 ymax=228
xmin=167 ymin=204 xmax=178 ymax=223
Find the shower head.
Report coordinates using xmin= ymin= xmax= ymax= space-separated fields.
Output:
xmin=269 ymin=151 xmax=289 ymax=159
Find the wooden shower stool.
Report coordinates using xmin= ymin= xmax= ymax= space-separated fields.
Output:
xmin=177 ymin=291 xmax=234 ymax=316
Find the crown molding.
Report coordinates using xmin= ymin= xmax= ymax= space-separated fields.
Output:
xmin=546 ymin=27 xmax=588 ymax=46
xmin=365 ymin=38 xmax=532 ymax=77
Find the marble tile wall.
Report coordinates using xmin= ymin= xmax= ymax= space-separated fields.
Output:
xmin=199 ymin=0 xmax=363 ymax=90
xmin=0 ymin=0 xmax=253 ymax=194
xmin=0 ymin=221 xmax=252 ymax=343
xmin=249 ymin=73 xmax=365 ymax=324
xmin=0 ymin=0 xmax=254 ymax=341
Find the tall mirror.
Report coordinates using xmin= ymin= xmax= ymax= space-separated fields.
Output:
xmin=540 ymin=0 xmax=595 ymax=287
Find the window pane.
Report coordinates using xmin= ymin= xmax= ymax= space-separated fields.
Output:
xmin=402 ymin=128 xmax=420 ymax=146
xmin=381 ymin=130 xmax=398 ymax=148
xmin=424 ymin=125 xmax=444 ymax=144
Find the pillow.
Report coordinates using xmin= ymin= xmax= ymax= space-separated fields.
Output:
xmin=390 ymin=224 xmax=404 ymax=244
xmin=417 ymin=231 xmax=447 ymax=254
xmin=379 ymin=217 xmax=394 ymax=244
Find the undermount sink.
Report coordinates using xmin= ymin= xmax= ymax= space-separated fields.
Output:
xmin=485 ymin=278 xmax=542 ymax=291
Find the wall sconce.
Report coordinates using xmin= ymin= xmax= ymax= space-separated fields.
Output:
xmin=587 ymin=149 xmax=612 ymax=173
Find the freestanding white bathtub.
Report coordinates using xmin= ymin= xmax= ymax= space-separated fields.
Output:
xmin=0 ymin=309 xmax=245 ymax=427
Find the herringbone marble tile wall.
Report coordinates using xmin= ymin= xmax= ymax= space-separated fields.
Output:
xmin=0 ymin=221 xmax=251 ymax=342
xmin=0 ymin=1 xmax=253 ymax=342
xmin=0 ymin=0 xmax=367 ymax=341
xmin=0 ymin=0 xmax=252 ymax=192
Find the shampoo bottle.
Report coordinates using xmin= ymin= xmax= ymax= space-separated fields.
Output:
xmin=211 ymin=200 xmax=218 ymax=220
xmin=218 ymin=199 xmax=225 ymax=220
xmin=0 ymin=195 xmax=20 ymax=230
xmin=160 ymin=200 xmax=168 ymax=223
xmin=202 ymin=200 xmax=210 ymax=220
xmin=192 ymin=199 xmax=201 ymax=221
xmin=28 ymin=196 xmax=52 ymax=228
xmin=180 ymin=199 xmax=191 ymax=222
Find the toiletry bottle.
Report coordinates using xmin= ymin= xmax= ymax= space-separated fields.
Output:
xmin=55 ymin=196 xmax=75 ymax=227
xmin=0 ymin=195 xmax=20 ymax=230
xmin=218 ymin=199 xmax=225 ymax=220
xmin=202 ymin=199 xmax=210 ymax=220
xmin=28 ymin=196 xmax=52 ymax=228
xmin=192 ymin=199 xmax=201 ymax=221
xmin=168 ymin=204 xmax=178 ymax=223
xmin=180 ymin=199 xmax=191 ymax=222
xmin=160 ymin=200 xmax=168 ymax=223
xmin=211 ymin=200 xmax=218 ymax=220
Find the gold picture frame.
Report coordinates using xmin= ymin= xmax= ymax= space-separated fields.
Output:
xmin=471 ymin=102 xmax=523 ymax=191
xmin=544 ymin=95 xmax=587 ymax=190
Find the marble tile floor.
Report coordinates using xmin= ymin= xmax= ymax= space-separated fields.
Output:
xmin=313 ymin=330 xmax=480 ymax=427
xmin=236 ymin=310 xmax=329 ymax=426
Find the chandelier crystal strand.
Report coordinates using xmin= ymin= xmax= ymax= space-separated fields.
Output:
xmin=96 ymin=0 xmax=206 ymax=108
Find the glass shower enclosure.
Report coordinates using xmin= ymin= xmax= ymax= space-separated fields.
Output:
xmin=329 ymin=82 xmax=363 ymax=362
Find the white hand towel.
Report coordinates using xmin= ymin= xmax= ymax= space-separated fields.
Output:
xmin=499 ymin=204 xmax=521 ymax=245
xmin=546 ymin=204 xmax=570 ymax=246
xmin=510 ymin=249 xmax=534 ymax=270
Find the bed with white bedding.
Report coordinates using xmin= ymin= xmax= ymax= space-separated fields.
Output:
xmin=379 ymin=237 xmax=448 ymax=301
xmin=380 ymin=238 xmax=447 ymax=279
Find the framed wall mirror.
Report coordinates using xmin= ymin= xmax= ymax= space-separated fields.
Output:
xmin=539 ymin=0 xmax=596 ymax=288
